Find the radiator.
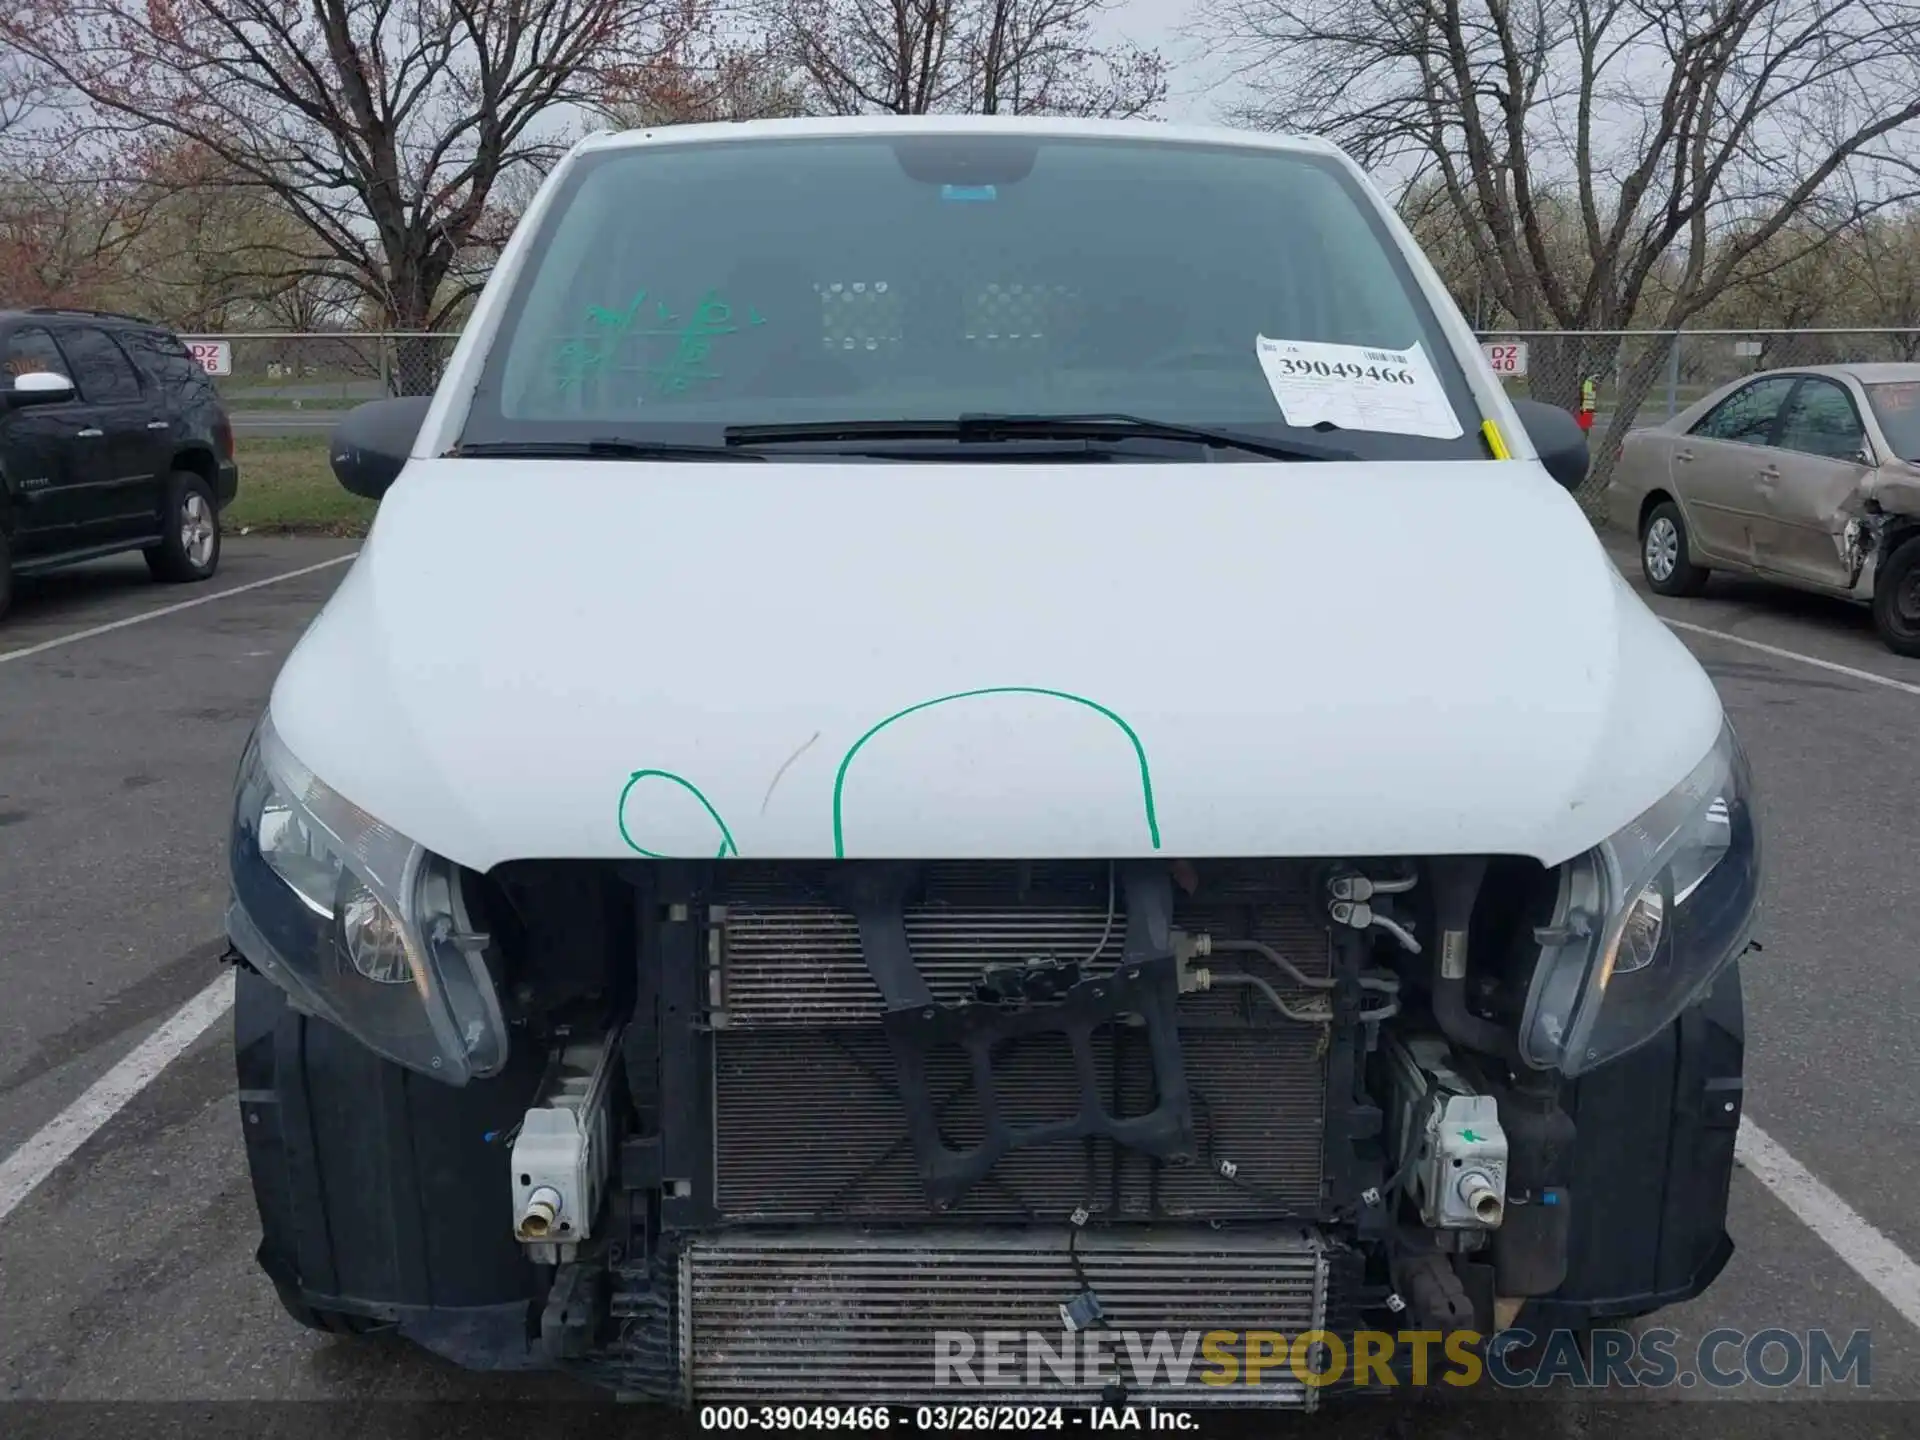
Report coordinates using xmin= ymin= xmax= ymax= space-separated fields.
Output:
xmin=705 ymin=861 xmax=1332 ymax=1222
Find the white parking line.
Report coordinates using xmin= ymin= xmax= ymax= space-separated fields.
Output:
xmin=1665 ymin=618 xmax=1920 ymax=698
xmin=1738 ymin=1117 xmax=1920 ymax=1330
xmin=0 ymin=553 xmax=357 ymax=666
xmin=0 ymin=972 xmax=235 ymax=1224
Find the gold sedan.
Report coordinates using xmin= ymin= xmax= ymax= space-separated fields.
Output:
xmin=1607 ymin=363 xmax=1920 ymax=656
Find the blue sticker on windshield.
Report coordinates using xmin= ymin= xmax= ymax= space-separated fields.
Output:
xmin=941 ymin=184 xmax=998 ymax=202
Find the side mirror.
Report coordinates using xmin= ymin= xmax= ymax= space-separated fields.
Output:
xmin=5 ymin=371 xmax=76 ymax=408
xmin=330 ymin=396 xmax=433 ymax=499
xmin=1510 ymin=397 xmax=1591 ymax=491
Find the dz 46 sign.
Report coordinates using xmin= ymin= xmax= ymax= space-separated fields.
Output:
xmin=187 ymin=340 xmax=232 ymax=377
xmin=1481 ymin=340 xmax=1529 ymax=377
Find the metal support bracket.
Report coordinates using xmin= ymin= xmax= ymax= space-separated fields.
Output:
xmin=845 ymin=861 xmax=1198 ymax=1209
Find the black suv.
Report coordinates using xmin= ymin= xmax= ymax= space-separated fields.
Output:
xmin=0 ymin=307 xmax=238 ymax=619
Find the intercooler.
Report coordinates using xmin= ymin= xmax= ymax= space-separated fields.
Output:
xmin=680 ymin=1228 xmax=1330 ymax=1407
xmin=703 ymin=860 xmax=1332 ymax=1221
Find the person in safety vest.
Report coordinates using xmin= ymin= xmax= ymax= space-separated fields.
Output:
xmin=1578 ymin=375 xmax=1598 ymax=431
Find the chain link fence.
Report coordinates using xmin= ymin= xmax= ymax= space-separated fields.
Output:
xmin=1470 ymin=328 xmax=1920 ymax=518
xmin=1473 ymin=327 xmax=1920 ymax=428
xmin=180 ymin=332 xmax=463 ymax=414
xmin=196 ymin=325 xmax=1920 ymax=418
xmin=192 ymin=326 xmax=1919 ymax=518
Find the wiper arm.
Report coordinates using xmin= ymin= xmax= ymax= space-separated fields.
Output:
xmin=722 ymin=420 xmax=966 ymax=448
xmin=957 ymin=413 xmax=1356 ymax=461
xmin=456 ymin=438 xmax=758 ymax=462
xmin=722 ymin=413 xmax=1352 ymax=461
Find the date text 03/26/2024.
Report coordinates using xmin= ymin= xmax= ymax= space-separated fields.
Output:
xmin=698 ymin=1407 xmax=1196 ymax=1432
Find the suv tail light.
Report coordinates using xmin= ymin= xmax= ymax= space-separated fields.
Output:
xmin=214 ymin=414 xmax=234 ymax=460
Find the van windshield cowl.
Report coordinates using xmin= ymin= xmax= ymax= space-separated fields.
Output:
xmin=458 ymin=133 xmax=1487 ymax=464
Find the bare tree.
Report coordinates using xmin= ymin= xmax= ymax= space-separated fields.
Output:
xmin=772 ymin=0 xmax=1165 ymax=117
xmin=604 ymin=13 xmax=811 ymax=124
xmin=1850 ymin=209 xmax=1920 ymax=359
xmin=2 ymin=0 xmax=694 ymax=389
xmin=0 ymin=40 xmax=137 ymax=307
xmin=251 ymin=265 xmax=367 ymax=333
xmin=1689 ymin=207 xmax=1868 ymax=371
xmin=98 ymin=143 xmax=312 ymax=328
xmin=959 ymin=0 xmax=1167 ymax=114
xmin=1196 ymin=0 xmax=1920 ymax=500
xmin=0 ymin=124 xmax=160 ymax=313
xmin=0 ymin=41 xmax=51 ymax=143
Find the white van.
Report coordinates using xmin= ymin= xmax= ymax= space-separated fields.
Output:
xmin=227 ymin=116 xmax=1761 ymax=1406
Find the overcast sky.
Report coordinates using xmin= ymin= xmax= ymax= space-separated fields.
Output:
xmin=1094 ymin=0 xmax=1241 ymax=124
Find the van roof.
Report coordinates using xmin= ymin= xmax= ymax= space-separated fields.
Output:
xmin=571 ymin=113 xmax=1342 ymax=162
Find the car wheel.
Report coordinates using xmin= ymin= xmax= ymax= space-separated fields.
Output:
xmin=144 ymin=472 xmax=221 ymax=583
xmin=1871 ymin=535 xmax=1920 ymax=659
xmin=1641 ymin=501 xmax=1710 ymax=597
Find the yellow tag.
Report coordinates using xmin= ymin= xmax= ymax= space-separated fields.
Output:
xmin=1481 ymin=419 xmax=1512 ymax=460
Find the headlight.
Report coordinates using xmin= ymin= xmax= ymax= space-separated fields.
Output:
xmin=1520 ymin=718 xmax=1761 ymax=1076
xmin=226 ymin=712 xmax=507 ymax=1084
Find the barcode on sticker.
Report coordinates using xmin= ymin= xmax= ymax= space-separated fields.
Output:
xmin=1363 ymin=349 xmax=1407 ymax=364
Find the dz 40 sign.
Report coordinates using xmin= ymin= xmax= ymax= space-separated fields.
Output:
xmin=1481 ymin=340 xmax=1529 ymax=377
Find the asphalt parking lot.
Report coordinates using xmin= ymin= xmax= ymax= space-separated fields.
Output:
xmin=2 ymin=527 xmax=1919 ymax=1438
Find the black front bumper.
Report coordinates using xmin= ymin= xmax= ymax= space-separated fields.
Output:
xmin=234 ymin=962 xmax=548 ymax=1368
xmin=1521 ymin=958 xmax=1745 ymax=1330
xmin=234 ymin=957 xmax=1746 ymax=1376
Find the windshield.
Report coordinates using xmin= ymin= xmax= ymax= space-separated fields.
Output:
xmin=462 ymin=132 xmax=1487 ymax=461
xmin=1867 ymin=381 xmax=1920 ymax=462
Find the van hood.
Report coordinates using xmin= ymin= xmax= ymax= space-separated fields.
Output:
xmin=270 ymin=457 xmax=1723 ymax=872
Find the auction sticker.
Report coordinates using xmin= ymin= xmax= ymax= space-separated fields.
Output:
xmin=1254 ymin=335 xmax=1462 ymax=439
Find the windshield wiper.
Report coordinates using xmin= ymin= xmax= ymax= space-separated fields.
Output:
xmin=455 ymin=438 xmax=758 ymax=462
xmin=962 ymin=413 xmax=1358 ymax=461
xmin=722 ymin=413 xmax=1355 ymax=462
